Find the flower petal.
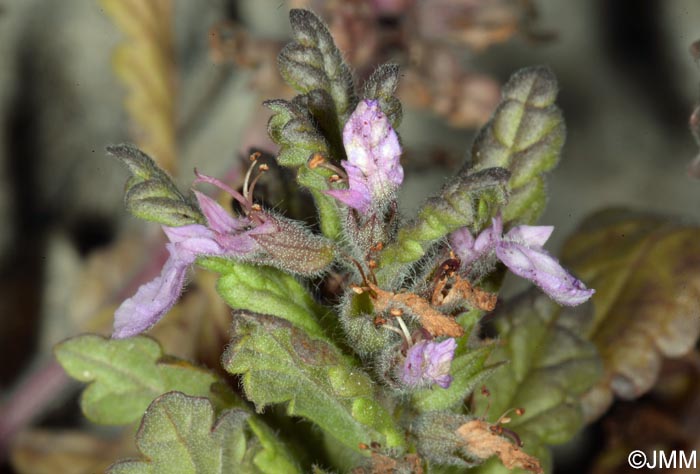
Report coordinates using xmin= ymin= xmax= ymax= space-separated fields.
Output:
xmin=496 ymin=241 xmax=594 ymax=306
xmin=325 ymin=188 xmax=371 ymax=214
xmin=194 ymin=191 xmax=247 ymax=234
xmin=327 ymin=99 xmax=403 ymax=213
xmin=505 ymin=224 xmax=554 ymax=247
xmin=401 ymin=338 xmax=457 ymax=389
xmin=112 ymin=247 xmax=193 ymax=339
xmin=163 ymin=223 xmax=216 ymax=244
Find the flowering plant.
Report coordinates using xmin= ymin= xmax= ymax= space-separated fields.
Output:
xmin=53 ymin=9 xmax=700 ymax=474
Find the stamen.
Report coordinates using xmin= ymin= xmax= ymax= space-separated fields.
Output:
xmin=243 ymin=153 xmax=261 ymax=201
xmin=395 ymin=315 xmax=413 ymax=345
xmin=194 ymin=169 xmax=251 ymax=211
xmin=381 ymin=324 xmax=404 ymax=337
xmin=245 ymin=163 xmax=269 ymax=202
xmin=307 ymin=153 xmax=349 ymax=180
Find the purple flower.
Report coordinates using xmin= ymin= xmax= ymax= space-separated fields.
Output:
xmin=401 ymin=338 xmax=457 ymax=389
xmin=112 ymin=174 xmax=275 ymax=339
xmin=449 ymin=216 xmax=594 ymax=306
xmin=325 ymin=99 xmax=403 ymax=214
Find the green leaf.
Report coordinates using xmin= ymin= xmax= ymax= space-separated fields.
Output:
xmin=108 ymin=144 xmax=204 ymax=226
xmin=471 ymin=290 xmax=602 ymax=473
xmin=108 ymin=392 xmax=300 ymax=474
xmin=560 ymin=209 xmax=700 ymax=421
xmin=279 ymin=9 xmax=355 ymax=122
xmin=376 ymin=168 xmax=509 ymax=286
xmin=247 ymin=417 xmax=303 ymax=474
xmin=362 ymin=63 xmax=402 ymax=128
xmin=55 ymin=335 xmax=231 ymax=424
xmin=265 ymin=99 xmax=330 ymax=168
xmin=470 ymin=66 xmax=564 ymax=225
xmin=263 ymin=99 xmax=343 ymax=240
xmin=223 ymin=312 xmax=404 ymax=452
xmin=197 ymin=258 xmax=328 ymax=341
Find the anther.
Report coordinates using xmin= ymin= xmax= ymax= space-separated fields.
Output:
xmin=308 ymin=153 xmax=326 ymax=169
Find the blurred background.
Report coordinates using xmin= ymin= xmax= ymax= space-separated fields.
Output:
xmin=0 ymin=0 xmax=698 ymax=473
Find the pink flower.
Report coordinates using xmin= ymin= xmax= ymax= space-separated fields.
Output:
xmin=449 ymin=216 xmax=594 ymax=306
xmin=325 ymin=99 xmax=403 ymax=214
xmin=112 ymin=180 xmax=276 ymax=339
xmin=401 ymin=338 xmax=457 ymax=389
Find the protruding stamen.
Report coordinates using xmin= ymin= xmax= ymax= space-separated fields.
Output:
xmin=243 ymin=153 xmax=270 ymax=202
xmin=194 ymin=169 xmax=251 ymax=212
xmin=245 ymin=164 xmax=268 ymax=202
xmin=350 ymin=284 xmax=365 ymax=294
xmin=328 ymin=174 xmax=342 ymax=183
xmin=395 ymin=315 xmax=413 ymax=345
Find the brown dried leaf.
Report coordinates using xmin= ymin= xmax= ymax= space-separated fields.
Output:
xmin=457 ymin=420 xmax=543 ymax=474
xmin=560 ymin=210 xmax=700 ymax=421
xmin=437 ymin=275 xmax=497 ymax=311
xmin=368 ymin=283 xmax=464 ymax=338
xmin=351 ymin=452 xmax=424 ymax=474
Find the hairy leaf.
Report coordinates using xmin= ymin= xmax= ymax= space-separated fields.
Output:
xmin=55 ymin=335 xmax=231 ymax=424
xmin=264 ymin=99 xmax=343 ymax=239
xmin=265 ymin=99 xmax=330 ymax=168
xmin=108 ymin=144 xmax=203 ymax=226
xmin=376 ymin=168 xmax=509 ymax=286
xmin=223 ymin=312 xmax=404 ymax=451
xmin=560 ymin=209 xmax=700 ymax=421
xmin=108 ymin=392 xmax=300 ymax=474
xmin=279 ymin=9 xmax=355 ymax=121
xmin=470 ymin=66 xmax=564 ymax=224
xmin=101 ymin=0 xmax=178 ymax=173
xmin=197 ymin=258 xmax=328 ymax=341
xmin=471 ymin=290 xmax=602 ymax=473
xmin=362 ymin=63 xmax=402 ymax=128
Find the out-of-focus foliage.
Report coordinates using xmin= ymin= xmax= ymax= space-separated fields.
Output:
xmin=560 ymin=209 xmax=700 ymax=421
xmin=101 ymin=0 xmax=178 ymax=173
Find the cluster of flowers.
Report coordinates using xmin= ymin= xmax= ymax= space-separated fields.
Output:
xmin=113 ymin=99 xmax=593 ymax=390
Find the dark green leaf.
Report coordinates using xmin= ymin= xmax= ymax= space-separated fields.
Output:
xmin=223 ymin=312 xmax=404 ymax=452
